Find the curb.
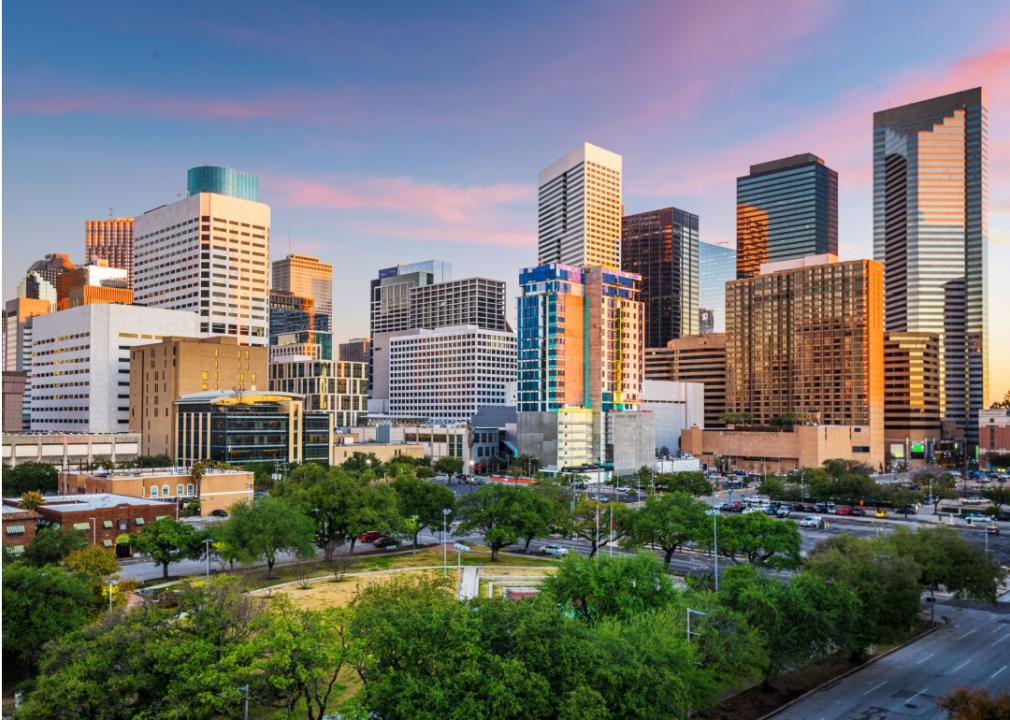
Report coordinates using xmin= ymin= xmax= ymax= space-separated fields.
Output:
xmin=752 ymin=617 xmax=950 ymax=720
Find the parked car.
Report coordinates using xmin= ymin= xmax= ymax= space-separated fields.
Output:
xmin=963 ymin=512 xmax=991 ymax=522
xmin=773 ymin=506 xmax=791 ymax=518
xmin=874 ymin=509 xmax=889 ymax=518
xmin=372 ymin=535 xmax=394 ymax=547
xmin=358 ymin=530 xmax=384 ymax=543
xmin=849 ymin=506 xmax=866 ymax=516
xmin=540 ymin=544 xmax=569 ymax=558
xmin=210 ymin=509 xmax=229 ymax=518
xmin=720 ymin=501 xmax=744 ymax=513
xmin=799 ymin=516 xmax=821 ymax=528
xmin=814 ymin=502 xmax=836 ymax=514
xmin=742 ymin=506 xmax=765 ymax=515
xmin=834 ymin=505 xmax=853 ymax=516
xmin=986 ymin=525 xmax=1000 ymax=536
xmin=900 ymin=504 xmax=918 ymax=515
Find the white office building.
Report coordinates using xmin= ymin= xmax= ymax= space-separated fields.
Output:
xmin=641 ymin=380 xmax=705 ymax=454
xmin=388 ymin=325 xmax=516 ymax=421
xmin=538 ymin=142 xmax=623 ymax=268
xmin=133 ymin=191 xmax=270 ymax=346
xmin=30 ymin=304 xmax=200 ymax=432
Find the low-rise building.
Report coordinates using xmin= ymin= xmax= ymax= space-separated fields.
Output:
xmin=58 ymin=466 xmax=254 ymax=516
xmin=641 ymin=380 xmax=704 ymax=455
xmin=2 ymin=432 xmax=141 ymax=468
xmin=269 ymin=355 xmax=367 ymax=427
xmin=2 ymin=504 xmax=40 ymax=556
xmin=329 ymin=437 xmax=426 ymax=466
xmin=979 ymin=408 xmax=1010 ymax=468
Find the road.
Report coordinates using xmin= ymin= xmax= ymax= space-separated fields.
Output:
xmin=770 ymin=593 xmax=1010 ymax=719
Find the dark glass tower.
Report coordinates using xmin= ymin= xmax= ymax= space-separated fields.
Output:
xmin=699 ymin=241 xmax=736 ymax=334
xmin=873 ymin=88 xmax=988 ymax=444
xmin=621 ymin=207 xmax=699 ymax=348
xmin=736 ymin=153 xmax=838 ymax=278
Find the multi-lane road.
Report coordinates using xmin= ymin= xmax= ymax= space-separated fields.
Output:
xmin=770 ymin=594 xmax=1010 ymax=719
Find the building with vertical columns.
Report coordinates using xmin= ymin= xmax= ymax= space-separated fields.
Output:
xmin=55 ymin=261 xmax=132 ymax=310
xmin=538 ymin=143 xmax=622 ymax=268
xmin=873 ymin=88 xmax=988 ymax=445
xmin=129 ymin=336 xmax=268 ymax=460
xmin=621 ymin=206 xmax=699 ymax=346
xmin=133 ymin=180 xmax=270 ymax=347
xmin=85 ymin=218 xmax=134 ymax=286
xmin=272 ymin=254 xmax=333 ymax=320
xmin=883 ymin=331 xmax=942 ymax=464
xmin=725 ymin=255 xmax=884 ymax=468
xmin=736 ymin=154 xmax=838 ymax=279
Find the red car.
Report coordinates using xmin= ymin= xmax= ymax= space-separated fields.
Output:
xmin=834 ymin=505 xmax=853 ymax=516
xmin=358 ymin=530 xmax=384 ymax=543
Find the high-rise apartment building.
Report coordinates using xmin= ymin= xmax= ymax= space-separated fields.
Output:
xmin=272 ymin=254 xmax=333 ymax=320
xmin=31 ymin=304 xmax=201 ymax=433
xmin=3 ymin=297 xmax=53 ymax=429
xmin=645 ymin=333 xmax=727 ymax=429
xmin=621 ymin=207 xmax=699 ymax=346
xmin=85 ymin=217 xmax=134 ymax=286
xmin=873 ymin=88 xmax=988 ymax=444
xmin=883 ymin=332 xmax=942 ymax=460
xmin=130 ymin=336 xmax=268 ymax=459
xmin=538 ymin=143 xmax=622 ymax=268
xmin=699 ymin=242 xmax=736 ymax=334
xmin=187 ymin=165 xmax=260 ymax=201
xmin=269 ymin=357 xmax=367 ymax=428
xmin=133 ymin=182 xmax=270 ymax=346
xmin=726 ymin=255 xmax=884 ymax=467
xmin=736 ymin=154 xmax=838 ymax=279
xmin=388 ymin=325 xmax=516 ymax=421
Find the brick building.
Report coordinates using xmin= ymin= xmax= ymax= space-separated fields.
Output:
xmin=2 ymin=504 xmax=40 ymax=557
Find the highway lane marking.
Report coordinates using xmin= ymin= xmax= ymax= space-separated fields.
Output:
xmin=952 ymin=659 xmax=972 ymax=673
xmin=915 ymin=651 xmax=936 ymax=665
xmin=958 ymin=628 xmax=977 ymax=640
xmin=991 ymin=633 xmax=1010 ymax=647
xmin=991 ymin=665 xmax=1007 ymax=680
xmin=863 ymin=681 xmax=887 ymax=695
xmin=905 ymin=687 xmax=929 ymax=706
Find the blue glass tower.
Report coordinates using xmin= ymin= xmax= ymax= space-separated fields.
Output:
xmin=187 ymin=166 xmax=260 ymax=201
xmin=698 ymin=242 xmax=736 ymax=334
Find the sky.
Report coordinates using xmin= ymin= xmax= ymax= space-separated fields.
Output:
xmin=3 ymin=0 xmax=1010 ymax=399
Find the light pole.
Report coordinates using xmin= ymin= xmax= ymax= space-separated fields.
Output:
xmin=442 ymin=507 xmax=451 ymax=576
xmin=90 ymin=517 xmax=97 ymax=545
xmin=203 ymin=537 xmax=213 ymax=579
xmin=706 ymin=508 xmax=720 ymax=591
xmin=687 ymin=608 xmax=707 ymax=641
xmin=240 ymin=684 xmax=249 ymax=720
xmin=106 ymin=578 xmax=118 ymax=613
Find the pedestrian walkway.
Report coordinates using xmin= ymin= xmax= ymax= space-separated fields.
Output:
xmin=458 ymin=565 xmax=479 ymax=600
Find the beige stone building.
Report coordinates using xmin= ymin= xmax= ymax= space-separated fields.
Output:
xmin=130 ymin=336 xmax=268 ymax=459
xmin=272 ymin=254 xmax=333 ymax=319
xmin=645 ymin=333 xmax=727 ymax=429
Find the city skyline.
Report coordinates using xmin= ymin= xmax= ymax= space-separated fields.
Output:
xmin=4 ymin=0 xmax=1010 ymax=397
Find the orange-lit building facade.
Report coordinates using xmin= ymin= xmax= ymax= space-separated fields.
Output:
xmin=883 ymin=332 xmax=942 ymax=460
xmin=726 ymin=255 xmax=884 ymax=468
xmin=85 ymin=217 xmax=134 ymax=287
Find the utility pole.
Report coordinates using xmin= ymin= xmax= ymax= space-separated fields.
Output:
xmin=706 ymin=508 xmax=720 ymax=591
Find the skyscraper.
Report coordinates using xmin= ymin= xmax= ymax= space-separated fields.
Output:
xmin=621 ymin=207 xmax=699 ymax=346
xmin=736 ymin=153 xmax=838 ymax=278
xmin=873 ymin=87 xmax=988 ymax=444
xmin=699 ymin=242 xmax=736 ymax=334
xmin=187 ymin=165 xmax=260 ymax=201
xmin=133 ymin=175 xmax=270 ymax=346
xmin=85 ymin=217 xmax=135 ymax=287
xmin=538 ymin=143 xmax=622 ymax=268
xmin=370 ymin=260 xmax=452 ymax=337
xmin=272 ymin=254 xmax=333 ymax=320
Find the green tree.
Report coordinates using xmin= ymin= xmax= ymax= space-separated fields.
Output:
xmin=131 ymin=517 xmax=204 ymax=579
xmin=701 ymin=512 xmax=802 ymax=569
xmin=341 ymin=451 xmax=382 ymax=475
xmin=654 ymin=471 xmax=712 ymax=496
xmin=392 ymin=474 xmax=456 ymax=548
xmin=982 ymin=485 xmax=1010 ymax=512
xmin=513 ymin=488 xmax=559 ymax=553
xmin=571 ymin=499 xmax=635 ymax=558
xmin=219 ymin=497 xmax=316 ymax=576
xmin=625 ymin=492 xmax=707 ymax=566
xmin=345 ymin=481 xmax=400 ymax=553
xmin=133 ymin=454 xmax=172 ymax=468
xmin=455 ymin=483 xmax=537 ymax=561
xmin=19 ymin=489 xmax=45 ymax=510
xmin=757 ymin=475 xmax=787 ymax=499
xmin=434 ymin=455 xmax=465 ymax=475
xmin=22 ymin=526 xmax=88 ymax=567
xmin=273 ymin=464 xmax=362 ymax=560
xmin=2 ymin=563 xmax=99 ymax=668
xmin=64 ymin=545 xmax=119 ymax=577
xmin=1 ymin=461 xmax=57 ymax=495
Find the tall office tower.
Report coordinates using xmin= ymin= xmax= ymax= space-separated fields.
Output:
xmin=130 ymin=336 xmax=268 ymax=459
xmin=269 ymin=290 xmax=329 ymax=340
xmin=883 ymin=332 xmax=942 ymax=462
xmin=873 ymin=88 xmax=988 ymax=444
xmin=736 ymin=154 xmax=838 ymax=279
xmin=18 ymin=254 xmax=76 ymax=304
xmin=2 ymin=297 xmax=52 ymax=429
xmin=538 ymin=143 xmax=622 ymax=268
xmin=85 ymin=217 xmax=135 ymax=286
xmin=410 ymin=278 xmax=508 ymax=332
xmin=272 ymin=254 xmax=333 ymax=320
xmin=516 ymin=264 xmax=645 ymax=468
xmin=699 ymin=242 xmax=736 ymax=334
xmin=133 ymin=176 xmax=270 ymax=346
xmin=55 ymin=261 xmax=132 ymax=310
xmin=269 ymin=358 xmax=367 ymax=427
xmin=31 ymin=304 xmax=200 ymax=433
xmin=187 ymin=165 xmax=260 ymax=201
xmin=621 ymin=207 xmax=699 ymax=346
xmin=338 ymin=338 xmax=370 ymax=363
xmin=726 ymin=255 xmax=884 ymax=468
xmin=370 ymin=260 xmax=452 ymax=336
xmin=645 ymin=333 xmax=727 ymax=429
xmin=388 ymin=325 xmax=516 ymax=421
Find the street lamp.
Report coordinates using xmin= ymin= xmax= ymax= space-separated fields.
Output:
xmin=203 ymin=537 xmax=214 ymax=579
xmin=705 ymin=508 xmax=720 ymax=592
xmin=442 ymin=508 xmax=452 ymax=576
xmin=686 ymin=608 xmax=707 ymax=641
xmin=105 ymin=578 xmax=118 ymax=613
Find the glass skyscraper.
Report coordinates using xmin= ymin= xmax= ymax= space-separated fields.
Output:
xmin=736 ymin=153 xmax=838 ymax=278
xmin=621 ymin=207 xmax=699 ymax=347
xmin=698 ymin=241 xmax=736 ymax=334
xmin=187 ymin=165 xmax=260 ymax=201
xmin=873 ymin=87 xmax=988 ymax=444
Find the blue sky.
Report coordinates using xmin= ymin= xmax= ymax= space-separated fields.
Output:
xmin=4 ymin=0 xmax=1010 ymax=397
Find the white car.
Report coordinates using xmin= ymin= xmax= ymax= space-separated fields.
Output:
xmin=742 ymin=506 xmax=765 ymax=514
xmin=799 ymin=516 xmax=821 ymax=528
xmin=540 ymin=544 xmax=569 ymax=558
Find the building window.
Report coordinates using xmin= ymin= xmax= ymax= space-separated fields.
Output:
xmin=162 ymin=485 xmax=170 ymax=497
xmin=118 ymin=519 xmax=128 ymax=531
xmin=151 ymin=487 xmax=159 ymax=497
xmin=177 ymin=484 xmax=184 ymax=496
xmin=187 ymin=484 xmax=195 ymax=495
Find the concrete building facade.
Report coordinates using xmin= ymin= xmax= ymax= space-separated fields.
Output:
xmin=269 ymin=357 xmax=367 ymax=427
xmin=645 ymin=334 xmax=727 ymax=430
xmin=3 ymin=432 xmax=141 ymax=468
xmin=641 ymin=380 xmax=704 ymax=455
